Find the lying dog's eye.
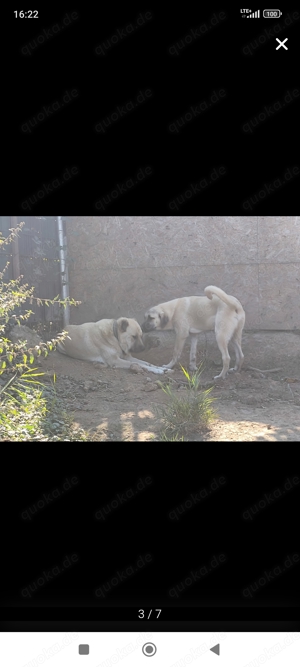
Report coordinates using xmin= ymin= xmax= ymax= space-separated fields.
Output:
xmin=132 ymin=335 xmax=137 ymax=339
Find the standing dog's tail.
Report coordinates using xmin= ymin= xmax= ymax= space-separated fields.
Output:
xmin=204 ymin=285 xmax=244 ymax=316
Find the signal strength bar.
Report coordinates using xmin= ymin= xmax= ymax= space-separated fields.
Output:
xmin=247 ymin=9 xmax=260 ymax=17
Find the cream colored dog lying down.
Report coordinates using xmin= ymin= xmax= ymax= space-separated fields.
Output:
xmin=141 ymin=285 xmax=246 ymax=379
xmin=57 ymin=317 xmax=169 ymax=374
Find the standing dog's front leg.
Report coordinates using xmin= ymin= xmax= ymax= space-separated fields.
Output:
xmin=189 ymin=334 xmax=199 ymax=371
xmin=163 ymin=331 xmax=188 ymax=369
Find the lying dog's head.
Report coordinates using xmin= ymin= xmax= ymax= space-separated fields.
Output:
xmin=117 ymin=317 xmax=145 ymax=354
xmin=141 ymin=307 xmax=169 ymax=332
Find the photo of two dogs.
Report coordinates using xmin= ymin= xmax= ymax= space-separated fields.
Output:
xmin=57 ymin=286 xmax=245 ymax=380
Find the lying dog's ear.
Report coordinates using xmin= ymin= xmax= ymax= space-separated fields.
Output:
xmin=159 ymin=313 xmax=169 ymax=328
xmin=119 ymin=318 xmax=129 ymax=332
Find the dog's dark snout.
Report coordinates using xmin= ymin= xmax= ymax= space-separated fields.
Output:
xmin=133 ymin=337 xmax=145 ymax=353
xmin=141 ymin=319 xmax=153 ymax=333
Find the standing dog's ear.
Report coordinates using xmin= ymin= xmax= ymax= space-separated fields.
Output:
xmin=159 ymin=313 xmax=169 ymax=328
xmin=119 ymin=318 xmax=129 ymax=332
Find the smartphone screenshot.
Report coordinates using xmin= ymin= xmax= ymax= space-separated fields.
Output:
xmin=1 ymin=5 xmax=300 ymax=666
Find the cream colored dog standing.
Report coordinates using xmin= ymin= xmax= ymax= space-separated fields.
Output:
xmin=141 ymin=286 xmax=245 ymax=379
xmin=57 ymin=317 xmax=168 ymax=374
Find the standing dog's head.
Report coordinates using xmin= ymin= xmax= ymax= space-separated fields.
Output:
xmin=141 ymin=307 xmax=169 ymax=332
xmin=116 ymin=318 xmax=145 ymax=354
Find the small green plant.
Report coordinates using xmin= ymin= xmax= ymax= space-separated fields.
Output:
xmin=0 ymin=377 xmax=88 ymax=441
xmin=158 ymin=431 xmax=185 ymax=442
xmin=155 ymin=364 xmax=217 ymax=441
xmin=0 ymin=221 xmax=86 ymax=441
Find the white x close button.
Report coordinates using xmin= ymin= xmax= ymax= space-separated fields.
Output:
xmin=276 ymin=38 xmax=288 ymax=50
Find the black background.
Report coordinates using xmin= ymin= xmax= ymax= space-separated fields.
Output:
xmin=3 ymin=445 xmax=300 ymax=630
xmin=5 ymin=6 xmax=300 ymax=215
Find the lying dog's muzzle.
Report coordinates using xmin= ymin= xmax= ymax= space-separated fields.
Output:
xmin=132 ymin=340 xmax=145 ymax=353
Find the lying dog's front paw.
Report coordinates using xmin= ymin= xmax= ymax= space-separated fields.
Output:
xmin=130 ymin=363 xmax=145 ymax=374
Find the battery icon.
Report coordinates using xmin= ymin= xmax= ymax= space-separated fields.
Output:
xmin=263 ymin=10 xmax=282 ymax=17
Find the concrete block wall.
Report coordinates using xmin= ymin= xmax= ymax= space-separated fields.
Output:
xmin=65 ymin=216 xmax=300 ymax=330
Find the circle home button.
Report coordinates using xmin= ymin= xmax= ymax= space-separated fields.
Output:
xmin=142 ymin=643 xmax=157 ymax=657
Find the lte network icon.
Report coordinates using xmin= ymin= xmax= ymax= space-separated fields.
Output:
xmin=240 ymin=8 xmax=261 ymax=17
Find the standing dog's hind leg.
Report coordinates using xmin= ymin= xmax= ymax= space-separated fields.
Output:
xmin=228 ymin=330 xmax=244 ymax=373
xmin=214 ymin=331 xmax=231 ymax=379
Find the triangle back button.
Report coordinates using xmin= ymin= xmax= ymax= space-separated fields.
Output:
xmin=210 ymin=645 xmax=220 ymax=656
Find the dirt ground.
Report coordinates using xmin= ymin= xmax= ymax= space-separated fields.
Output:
xmin=38 ymin=331 xmax=300 ymax=441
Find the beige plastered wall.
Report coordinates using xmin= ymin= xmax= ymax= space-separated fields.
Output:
xmin=65 ymin=216 xmax=300 ymax=330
